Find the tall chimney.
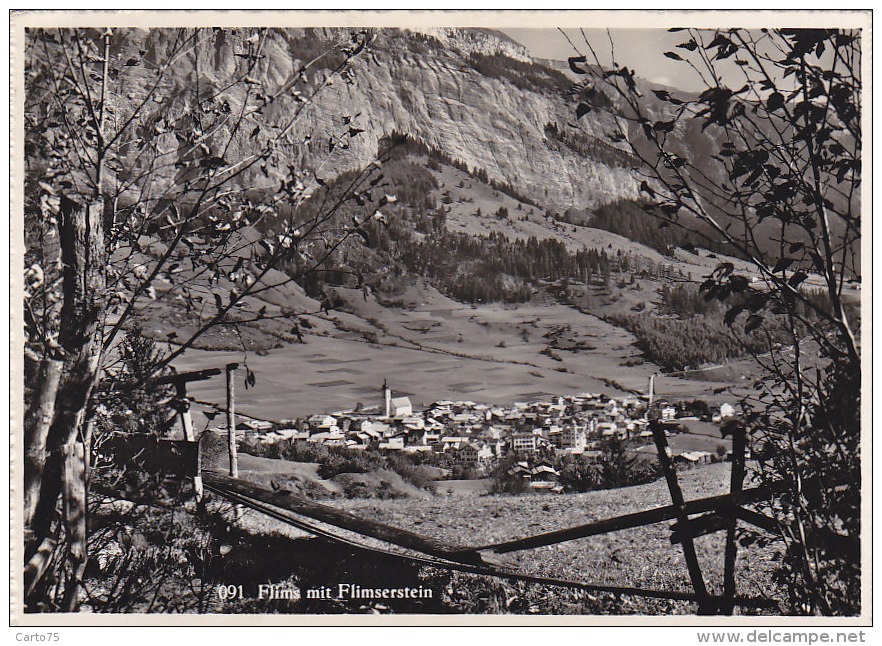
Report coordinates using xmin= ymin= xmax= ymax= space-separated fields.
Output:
xmin=383 ymin=379 xmax=391 ymax=419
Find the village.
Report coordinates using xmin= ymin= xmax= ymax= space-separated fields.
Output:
xmin=224 ymin=381 xmax=740 ymax=490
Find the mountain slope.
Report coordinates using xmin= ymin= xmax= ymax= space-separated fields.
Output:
xmin=292 ymin=28 xmax=642 ymax=211
xmin=99 ymin=27 xmax=642 ymax=214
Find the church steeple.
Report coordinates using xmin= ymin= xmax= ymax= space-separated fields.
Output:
xmin=383 ymin=379 xmax=391 ymax=419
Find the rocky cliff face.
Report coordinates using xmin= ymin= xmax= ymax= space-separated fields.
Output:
xmin=98 ymin=27 xmax=641 ymax=213
xmin=294 ymin=28 xmax=642 ymax=211
xmin=405 ymin=27 xmax=534 ymax=62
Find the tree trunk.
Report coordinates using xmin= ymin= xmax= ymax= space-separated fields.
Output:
xmin=25 ymin=197 xmax=106 ymax=608
xmin=24 ymin=537 xmax=57 ymax=598
xmin=24 ymin=358 xmax=63 ymax=526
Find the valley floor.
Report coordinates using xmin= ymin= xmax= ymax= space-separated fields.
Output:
xmin=173 ymin=283 xmax=746 ymax=423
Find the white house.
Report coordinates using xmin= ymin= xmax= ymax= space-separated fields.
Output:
xmin=306 ymin=415 xmax=339 ymax=434
xmin=559 ymin=425 xmax=587 ymax=451
xmin=511 ymin=432 xmax=539 ymax=453
xmin=378 ymin=435 xmax=405 ymax=450
xmin=360 ymin=419 xmax=390 ymax=436
xmin=507 ymin=461 xmax=560 ymax=490
xmin=401 ymin=416 xmax=425 ymax=430
xmin=390 ymin=396 xmax=413 ymax=417
xmin=308 ymin=430 xmax=345 ymax=444
xmin=239 ymin=419 xmax=274 ymax=432
xmin=455 ymin=442 xmax=493 ymax=467
xmin=437 ymin=436 xmax=469 ymax=453
xmin=597 ymin=421 xmax=618 ymax=437
xmin=719 ymin=403 xmax=737 ymax=419
xmin=275 ymin=429 xmax=310 ymax=442
xmin=677 ymin=450 xmax=713 ymax=465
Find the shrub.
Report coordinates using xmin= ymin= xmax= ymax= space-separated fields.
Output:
xmin=93 ymin=325 xmax=173 ymax=438
xmin=238 ymin=439 xmax=435 ymax=491
xmin=488 ymin=456 xmax=530 ymax=495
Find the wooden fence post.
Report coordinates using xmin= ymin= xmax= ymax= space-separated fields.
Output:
xmin=150 ymin=368 xmax=222 ymax=504
xmin=60 ymin=442 xmax=87 ymax=611
xmin=650 ymin=415 xmax=714 ymax=615
xmin=721 ymin=424 xmax=747 ymax=615
xmin=175 ymin=381 xmax=203 ymax=501
xmin=225 ymin=363 xmax=239 ymax=478
xmin=194 ymin=434 xmax=204 ymax=506
xmin=225 ymin=362 xmax=241 ymax=521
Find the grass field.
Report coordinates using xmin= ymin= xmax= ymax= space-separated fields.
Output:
xmin=632 ymin=421 xmax=733 ymax=459
xmin=335 ymin=462 xmax=780 ymax=609
xmin=225 ymin=460 xmax=781 ymax=614
xmin=172 ymin=280 xmax=747 ymax=423
xmin=85 ymin=459 xmax=782 ymax=615
xmin=431 ymin=479 xmax=491 ymax=496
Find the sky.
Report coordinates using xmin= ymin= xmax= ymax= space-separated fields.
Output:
xmin=500 ymin=28 xmax=717 ymax=92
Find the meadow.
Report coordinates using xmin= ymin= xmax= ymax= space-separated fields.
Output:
xmin=173 ymin=281 xmax=744 ymax=424
xmin=219 ymin=460 xmax=781 ymax=614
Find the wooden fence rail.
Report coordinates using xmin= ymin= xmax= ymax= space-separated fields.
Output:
xmin=722 ymin=425 xmax=748 ymax=614
xmin=203 ymin=473 xmax=780 ymax=610
xmin=466 ymin=484 xmax=781 ymax=553
xmin=202 ymin=471 xmax=487 ymax=565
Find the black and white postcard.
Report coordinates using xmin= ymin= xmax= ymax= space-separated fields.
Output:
xmin=9 ymin=9 xmax=872 ymax=629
